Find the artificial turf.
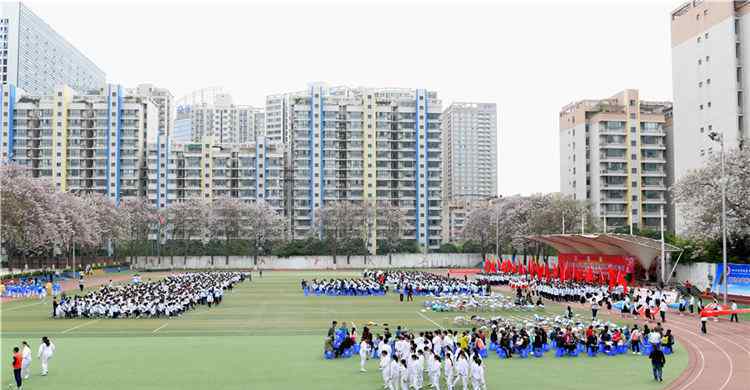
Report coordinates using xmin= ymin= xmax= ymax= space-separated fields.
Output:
xmin=0 ymin=270 xmax=687 ymax=390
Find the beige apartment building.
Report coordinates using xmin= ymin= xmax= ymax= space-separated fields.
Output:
xmin=559 ymin=89 xmax=672 ymax=231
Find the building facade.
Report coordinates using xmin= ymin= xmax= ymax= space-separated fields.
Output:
xmin=559 ymin=89 xmax=671 ymax=231
xmin=267 ymin=84 xmax=443 ymax=252
xmin=174 ymin=91 xmax=264 ymax=145
xmin=441 ymin=102 xmax=498 ymax=202
xmin=670 ymin=0 xmax=749 ymax=232
xmin=136 ymin=84 xmax=173 ymax=138
xmin=1 ymin=83 xmax=158 ymax=202
xmin=1 ymin=2 xmax=105 ymax=94
xmin=145 ymin=136 xmax=283 ymax=211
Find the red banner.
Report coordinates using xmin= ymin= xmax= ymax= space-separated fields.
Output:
xmin=557 ymin=253 xmax=635 ymax=276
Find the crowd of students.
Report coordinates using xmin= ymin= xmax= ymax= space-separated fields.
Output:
xmin=326 ymin=321 xmax=487 ymax=390
xmin=302 ymin=270 xmax=485 ymax=298
xmin=52 ymin=272 xmax=247 ymax=319
xmin=1 ymin=279 xmax=62 ymax=299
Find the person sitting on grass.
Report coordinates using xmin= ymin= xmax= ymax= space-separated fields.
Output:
xmin=661 ymin=329 xmax=674 ymax=351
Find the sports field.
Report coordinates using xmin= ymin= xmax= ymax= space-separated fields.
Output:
xmin=1 ymin=270 xmax=687 ymax=390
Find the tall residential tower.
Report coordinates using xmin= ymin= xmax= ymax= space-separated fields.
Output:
xmin=560 ymin=89 xmax=672 ymax=231
xmin=670 ymin=0 xmax=749 ymax=231
xmin=441 ymin=102 xmax=498 ymax=202
xmin=267 ymin=84 xmax=443 ymax=252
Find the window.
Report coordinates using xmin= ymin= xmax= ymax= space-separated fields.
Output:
xmin=706 ymin=56 xmax=710 ymax=62
xmin=699 ymin=81 xmax=703 ymax=88
xmin=699 ymin=104 xmax=703 ymax=110
xmin=697 ymin=36 xmax=702 ymax=43
xmin=698 ymin=59 xmax=702 ymax=65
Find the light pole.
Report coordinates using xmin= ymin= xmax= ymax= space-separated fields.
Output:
xmin=708 ymin=131 xmax=728 ymax=304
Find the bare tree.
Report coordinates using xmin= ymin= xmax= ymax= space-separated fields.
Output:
xmin=314 ymin=201 xmax=368 ymax=264
xmin=377 ymin=202 xmax=406 ymax=264
xmin=246 ymin=200 xmax=286 ymax=265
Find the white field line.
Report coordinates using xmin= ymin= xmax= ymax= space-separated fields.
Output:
xmin=668 ymin=321 xmax=733 ymax=390
xmin=417 ymin=311 xmax=444 ymax=329
xmin=674 ymin=336 xmax=706 ymax=390
xmin=152 ymin=322 xmax=169 ymax=333
xmin=61 ymin=319 xmax=100 ymax=334
xmin=2 ymin=300 xmax=45 ymax=312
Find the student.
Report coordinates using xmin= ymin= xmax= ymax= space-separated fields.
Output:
xmin=659 ymin=300 xmax=667 ymax=322
xmin=11 ymin=347 xmax=23 ymax=390
xmin=700 ymin=315 xmax=708 ymax=334
xmin=78 ymin=275 xmax=84 ymax=292
xmin=398 ymin=359 xmax=409 ymax=390
xmin=730 ymin=301 xmax=739 ymax=323
xmin=359 ymin=339 xmax=371 ymax=372
xmin=454 ymin=351 xmax=469 ymax=390
xmin=37 ymin=337 xmax=55 ymax=376
xmin=20 ymin=341 xmax=31 ymax=380
xmin=379 ymin=351 xmax=391 ymax=389
xmin=566 ymin=305 xmax=573 ymax=319
xmin=689 ymin=295 xmax=695 ymax=314
xmin=649 ymin=345 xmax=666 ymax=382
xmin=661 ymin=330 xmax=674 ymax=350
xmin=444 ymin=351 xmax=454 ymax=390
xmin=428 ymin=353 xmax=441 ymax=390
xmin=408 ymin=354 xmax=420 ymax=390
xmin=389 ymin=355 xmax=401 ymax=390
xmin=630 ymin=326 xmax=641 ymax=354
xmin=470 ymin=356 xmax=486 ymax=390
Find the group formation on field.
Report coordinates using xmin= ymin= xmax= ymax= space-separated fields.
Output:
xmin=301 ymin=270 xmax=486 ymax=297
xmin=51 ymin=272 xmax=248 ymax=318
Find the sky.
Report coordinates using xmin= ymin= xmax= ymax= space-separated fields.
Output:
xmin=23 ymin=0 xmax=677 ymax=196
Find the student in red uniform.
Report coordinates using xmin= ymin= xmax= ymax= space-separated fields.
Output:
xmin=12 ymin=346 xmax=23 ymax=390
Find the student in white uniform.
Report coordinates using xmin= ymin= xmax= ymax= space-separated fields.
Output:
xmin=408 ymin=354 xmax=420 ymax=390
xmin=454 ymin=351 xmax=469 ymax=390
xmin=444 ymin=351 xmax=455 ymax=390
xmin=37 ymin=336 xmax=55 ymax=376
xmin=360 ymin=340 xmax=371 ymax=372
xmin=428 ymin=352 xmax=442 ymax=390
xmin=389 ymin=356 xmax=402 ymax=390
xmin=470 ymin=356 xmax=486 ymax=390
xmin=380 ymin=351 xmax=392 ymax=389
xmin=20 ymin=341 xmax=32 ymax=380
xmin=398 ymin=359 xmax=409 ymax=390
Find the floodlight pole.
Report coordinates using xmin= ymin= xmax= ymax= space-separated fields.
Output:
xmin=708 ymin=131 xmax=728 ymax=305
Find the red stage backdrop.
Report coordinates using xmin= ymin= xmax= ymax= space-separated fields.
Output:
xmin=557 ymin=253 xmax=636 ymax=275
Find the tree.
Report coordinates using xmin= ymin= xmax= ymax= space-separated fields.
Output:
xmin=673 ymin=147 xmax=750 ymax=242
xmin=167 ymin=199 xmax=210 ymax=258
xmin=0 ymin=164 xmax=61 ymax=263
xmin=376 ymin=202 xmax=406 ymax=263
xmin=211 ymin=198 xmax=246 ymax=260
xmin=246 ymin=200 xmax=286 ymax=264
xmin=314 ymin=201 xmax=368 ymax=264
xmin=119 ymin=198 xmax=157 ymax=259
xmin=463 ymin=205 xmax=496 ymax=261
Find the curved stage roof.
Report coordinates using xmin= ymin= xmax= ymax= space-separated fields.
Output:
xmin=526 ymin=233 xmax=682 ymax=269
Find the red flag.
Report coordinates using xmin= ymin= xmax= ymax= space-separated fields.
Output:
xmin=608 ymin=268 xmax=617 ymax=289
xmin=585 ymin=267 xmax=594 ymax=283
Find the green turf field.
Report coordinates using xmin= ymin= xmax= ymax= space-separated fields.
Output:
xmin=0 ymin=271 xmax=687 ymax=390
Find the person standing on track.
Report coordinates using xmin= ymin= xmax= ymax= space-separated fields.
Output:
xmin=700 ymin=314 xmax=708 ymax=334
xmin=659 ymin=300 xmax=667 ymax=322
xmin=78 ymin=275 xmax=84 ymax=292
xmin=649 ymin=345 xmax=666 ymax=382
xmin=730 ymin=300 xmax=739 ymax=322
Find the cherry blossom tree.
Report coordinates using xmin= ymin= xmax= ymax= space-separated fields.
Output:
xmin=314 ymin=201 xmax=368 ymax=263
xmin=673 ymin=147 xmax=750 ymax=244
xmin=376 ymin=202 xmax=407 ymax=263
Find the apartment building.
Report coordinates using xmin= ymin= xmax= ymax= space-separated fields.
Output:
xmin=174 ymin=91 xmax=264 ymax=144
xmin=135 ymin=84 xmax=173 ymax=138
xmin=1 ymin=83 xmax=158 ymax=202
xmin=442 ymin=102 xmax=498 ymax=202
xmin=145 ymin=136 xmax=283 ymax=212
xmin=267 ymin=84 xmax=443 ymax=252
xmin=0 ymin=2 xmax=105 ymax=94
xmin=671 ymin=0 xmax=749 ymax=231
xmin=559 ymin=89 xmax=672 ymax=231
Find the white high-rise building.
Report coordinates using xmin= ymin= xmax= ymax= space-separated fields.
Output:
xmin=174 ymin=90 xmax=264 ymax=144
xmin=442 ymin=102 xmax=498 ymax=202
xmin=560 ymin=89 xmax=672 ymax=231
xmin=670 ymin=0 xmax=749 ymax=232
xmin=136 ymin=84 xmax=173 ymax=138
xmin=268 ymin=84 xmax=443 ymax=252
xmin=0 ymin=2 xmax=105 ymax=94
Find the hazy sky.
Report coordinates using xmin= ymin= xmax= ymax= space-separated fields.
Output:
xmin=24 ymin=0 xmax=677 ymax=196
